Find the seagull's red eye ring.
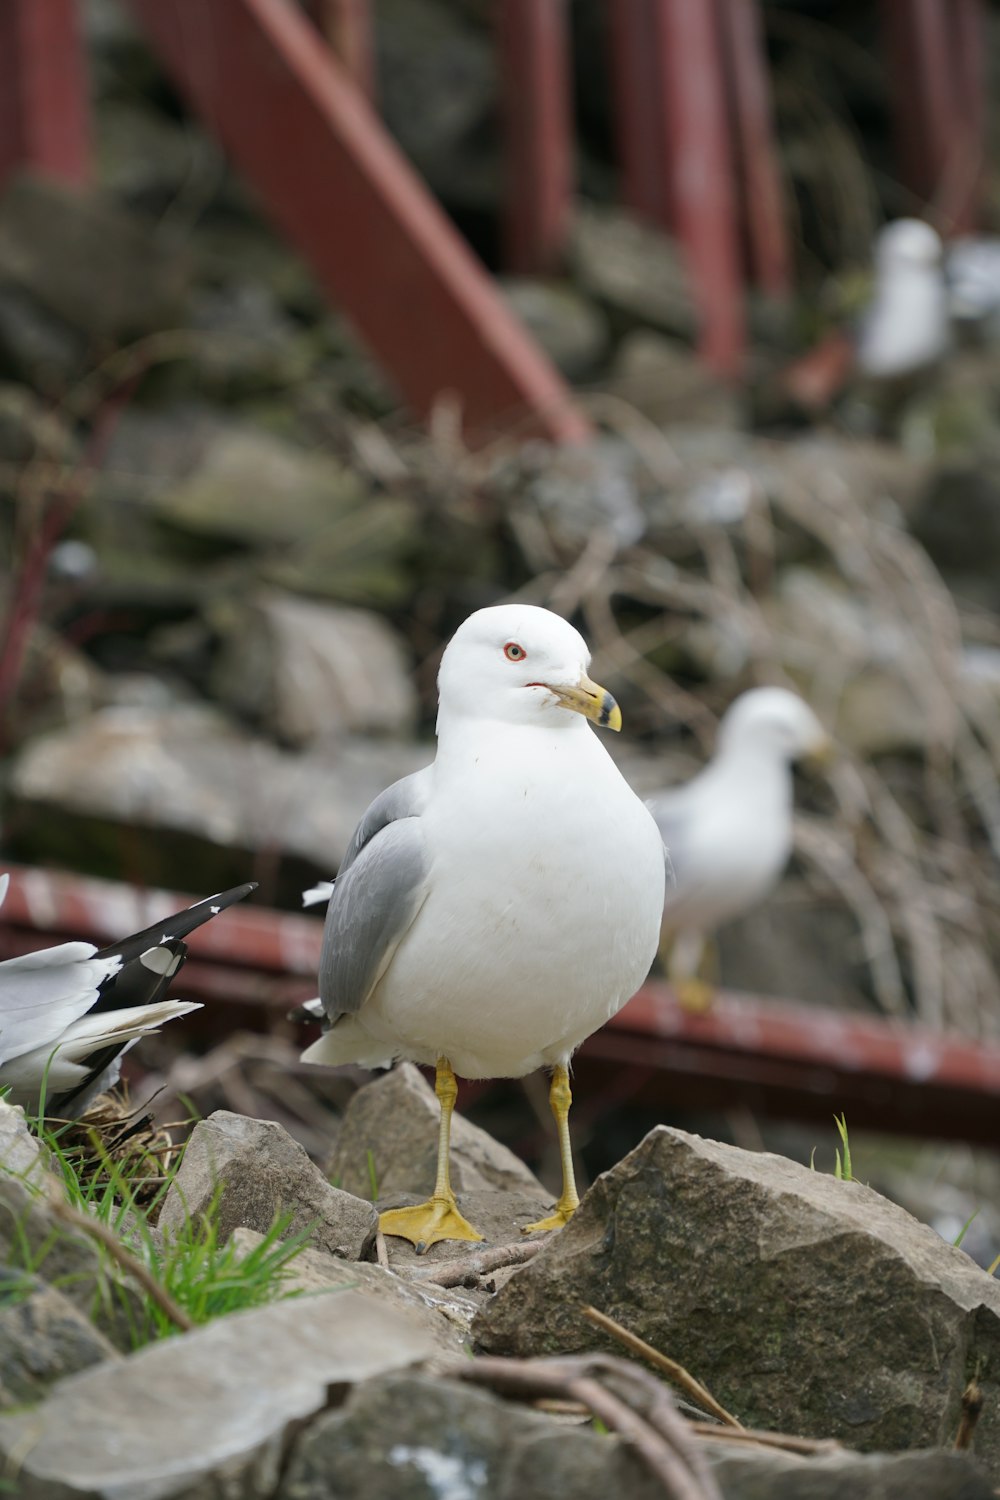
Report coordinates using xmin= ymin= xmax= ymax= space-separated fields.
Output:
xmin=504 ymin=641 xmax=526 ymax=662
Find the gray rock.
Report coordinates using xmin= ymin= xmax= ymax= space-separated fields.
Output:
xmin=159 ymin=1111 xmax=377 ymax=1261
xmin=0 ymin=1292 xmax=439 ymax=1500
xmin=9 ymin=703 xmax=428 ymax=870
xmin=0 ymin=284 xmax=87 ymax=393
xmin=0 ymin=1099 xmax=49 ymax=1181
xmin=376 ymin=0 xmax=499 ymax=212
xmin=500 ymin=278 xmax=609 ymax=379
xmin=152 ymin=423 xmax=416 ymax=606
xmin=705 ymin=1441 xmax=995 ymax=1499
xmin=0 ymin=174 xmax=188 ymax=341
xmin=608 ymin=330 xmax=741 ymax=427
xmin=210 ymin=591 xmax=418 ymax=745
xmin=279 ymin=1371 xmax=993 ymax=1500
xmin=0 ymin=1271 xmax=119 ymax=1408
xmin=327 ymin=1063 xmax=550 ymax=1204
xmin=474 ymin=1127 xmax=1000 ymax=1476
xmin=0 ymin=1177 xmax=144 ymax=1352
xmin=230 ymin=1228 xmax=476 ymax=1352
xmin=572 ymin=203 xmax=696 ymax=337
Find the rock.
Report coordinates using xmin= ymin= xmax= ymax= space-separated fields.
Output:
xmin=328 ymin=1063 xmax=550 ymax=1204
xmin=908 ymin=463 xmax=1000 ymax=612
xmin=185 ymin=281 xmax=317 ymax=397
xmin=279 ymin=1370 xmax=993 ymax=1500
xmin=500 ymin=278 xmax=609 ymax=379
xmin=572 ymin=203 xmax=696 ymax=338
xmin=8 ymin=703 xmax=428 ymax=875
xmin=474 ymin=1127 xmax=1000 ymax=1475
xmin=0 ymin=1177 xmax=144 ymax=1352
xmin=379 ymin=1188 xmax=565 ymax=1273
xmin=0 ymin=1292 xmax=439 ymax=1499
xmin=376 ymin=0 xmax=499 ymax=213
xmin=210 ymin=592 xmax=418 ymax=745
xmin=152 ymin=423 xmax=415 ymax=606
xmin=230 ymin=1229 xmax=476 ymax=1353
xmin=488 ymin=436 xmax=647 ymax=550
xmin=0 ymin=1271 xmax=119 ymax=1408
xmin=159 ymin=1111 xmax=377 ymax=1261
xmin=767 ymin=567 xmax=934 ymax=755
xmin=0 ymin=1098 xmax=49 ymax=1181
xmin=0 ymin=284 xmax=88 ymax=393
xmin=0 ymin=174 xmax=188 ymax=342
xmin=0 ymin=382 xmax=76 ymax=467
xmin=607 ymin=330 xmax=741 ymax=427
xmin=705 ymin=1442 xmax=995 ymax=1500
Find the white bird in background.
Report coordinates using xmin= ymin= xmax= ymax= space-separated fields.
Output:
xmin=648 ymin=688 xmax=829 ymax=1012
xmin=0 ymin=877 xmax=256 ymax=1117
xmin=855 ymin=218 xmax=950 ymax=380
xmin=301 ymin=603 xmax=668 ymax=1251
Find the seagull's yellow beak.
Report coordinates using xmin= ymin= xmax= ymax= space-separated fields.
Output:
xmin=802 ymin=735 xmax=835 ymax=771
xmin=543 ymin=671 xmax=622 ymax=732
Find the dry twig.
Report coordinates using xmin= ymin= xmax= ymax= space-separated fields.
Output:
xmin=405 ymin=1239 xmax=545 ymax=1287
xmin=582 ymin=1306 xmax=743 ymax=1429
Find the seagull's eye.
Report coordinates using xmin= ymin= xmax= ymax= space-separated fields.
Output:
xmin=504 ymin=641 xmax=526 ymax=662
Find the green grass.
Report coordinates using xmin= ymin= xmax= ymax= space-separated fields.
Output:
xmin=1 ymin=1103 xmax=313 ymax=1348
xmin=832 ymin=1113 xmax=853 ymax=1182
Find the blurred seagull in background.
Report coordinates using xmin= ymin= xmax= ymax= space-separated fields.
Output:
xmin=778 ymin=218 xmax=949 ymax=414
xmin=0 ymin=877 xmax=256 ymax=1117
xmin=855 ymin=218 xmax=949 ymax=380
xmin=649 ymin=688 xmax=829 ymax=1012
xmin=301 ymin=603 xmax=667 ymax=1250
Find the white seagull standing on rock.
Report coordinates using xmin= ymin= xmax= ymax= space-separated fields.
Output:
xmin=302 ymin=603 xmax=668 ymax=1250
xmin=0 ymin=878 xmax=256 ymax=1117
xmin=649 ymin=688 xmax=829 ymax=1011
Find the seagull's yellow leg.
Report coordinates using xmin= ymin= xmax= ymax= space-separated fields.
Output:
xmin=666 ymin=929 xmax=717 ymax=1014
xmin=524 ymin=1064 xmax=580 ymax=1234
xmin=378 ymin=1057 xmax=484 ymax=1253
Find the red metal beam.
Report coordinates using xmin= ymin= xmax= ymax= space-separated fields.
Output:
xmin=715 ymin=0 xmax=790 ymax=298
xmin=124 ymin=0 xmax=590 ymax=446
xmin=584 ymin=981 xmax=1000 ymax=1147
xmin=306 ymin=0 xmax=376 ymax=104
xmin=497 ymin=0 xmax=574 ymax=274
xmin=5 ymin=865 xmax=1000 ymax=1148
xmin=649 ymin=0 xmax=745 ymax=374
xmin=608 ymin=0 xmax=670 ymax=227
xmin=0 ymin=0 xmax=90 ymax=192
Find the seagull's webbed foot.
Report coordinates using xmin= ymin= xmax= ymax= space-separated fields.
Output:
xmin=523 ymin=1189 xmax=578 ymax=1236
xmin=673 ymin=976 xmax=716 ymax=1014
xmin=379 ymin=1192 xmax=484 ymax=1254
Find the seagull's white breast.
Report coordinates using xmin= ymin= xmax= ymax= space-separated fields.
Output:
xmin=357 ymin=720 xmax=665 ymax=1078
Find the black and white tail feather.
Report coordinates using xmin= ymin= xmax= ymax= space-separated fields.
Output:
xmin=0 ymin=876 xmax=256 ymax=1117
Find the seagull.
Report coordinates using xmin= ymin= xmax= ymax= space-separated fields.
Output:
xmin=855 ymin=218 xmax=949 ymax=380
xmin=301 ymin=604 xmax=668 ymax=1250
xmin=0 ymin=877 xmax=256 ymax=1117
xmin=648 ymin=688 xmax=829 ymax=1011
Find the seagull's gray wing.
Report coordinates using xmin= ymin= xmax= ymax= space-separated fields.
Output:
xmin=318 ymin=768 xmax=432 ymax=1024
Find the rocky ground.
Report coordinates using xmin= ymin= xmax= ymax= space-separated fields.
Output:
xmin=2 ymin=1067 xmax=999 ymax=1499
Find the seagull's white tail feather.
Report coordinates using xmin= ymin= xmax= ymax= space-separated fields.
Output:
xmin=0 ymin=999 xmax=202 ymax=1111
xmin=302 ymin=881 xmax=335 ymax=910
xmin=0 ymin=955 xmax=123 ymax=1067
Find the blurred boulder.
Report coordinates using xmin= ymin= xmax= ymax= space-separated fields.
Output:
xmin=376 ymin=0 xmax=499 ymax=213
xmin=572 ymin=204 xmax=696 ymax=338
xmin=908 ymin=464 xmax=1000 ymax=612
xmin=0 ymin=286 xmax=88 ymax=394
xmin=500 ymin=278 xmax=609 ymax=380
xmin=159 ymin=1111 xmax=378 ymax=1261
xmin=607 ymin=330 xmax=740 ymax=427
xmin=211 ymin=591 xmax=418 ymax=745
xmin=8 ymin=703 xmax=428 ymax=875
xmin=153 ymin=424 xmax=415 ymax=606
xmin=0 ymin=174 xmax=189 ymax=343
xmin=475 ymin=1126 xmax=1000 ymax=1473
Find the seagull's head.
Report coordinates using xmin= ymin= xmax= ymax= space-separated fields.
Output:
xmin=717 ymin=687 xmax=830 ymax=767
xmin=875 ymin=218 xmax=943 ymax=274
xmin=437 ymin=604 xmax=622 ymax=733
